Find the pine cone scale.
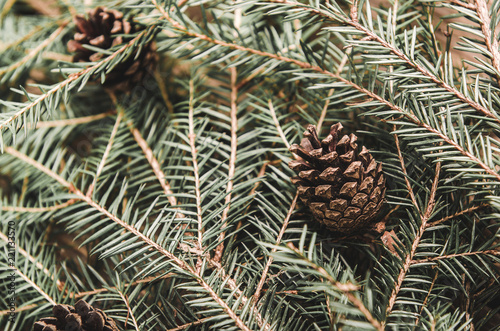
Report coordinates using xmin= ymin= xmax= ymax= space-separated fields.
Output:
xmin=289 ymin=123 xmax=386 ymax=234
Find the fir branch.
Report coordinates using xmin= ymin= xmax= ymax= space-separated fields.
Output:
xmin=0 ymin=199 xmax=76 ymax=212
xmin=268 ymin=0 xmax=500 ymax=123
xmin=214 ymin=66 xmax=239 ymax=262
xmin=165 ymin=317 xmax=211 ymax=331
xmin=254 ymin=191 xmax=298 ymax=301
xmin=117 ymin=290 xmax=139 ymax=331
xmin=394 ymin=126 xmax=421 ymax=214
xmin=86 ymin=110 xmax=123 ymax=197
xmin=385 ymin=162 xmax=442 ymax=323
xmin=269 ymin=100 xmax=290 ymax=149
xmin=35 ymin=110 xmax=116 ymax=128
xmin=285 ymin=242 xmax=383 ymax=331
xmin=426 ymin=203 xmax=488 ymax=228
xmin=0 ymin=21 xmax=68 ymax=79
xmin=410 ymin=249 xmax=500 ymax=265
xmin=155 ymin=4 xmax=500 ymax=184
xmin=474 ymin=0 xmax=500 ymax=85
xmin=0 ymin=231 xmax=63 ymax=290
xmin=13 ymin=266 xmax=57 ymax=305
xmin=188 ymin=78 xmax=204 ymax=269
xmin=0 ymin=26 xmax=154 ymax=140
xmin=6 ymin=146 xmax=254 ymax=330
xmin=0 ymin=304 xmax=38 ymax=316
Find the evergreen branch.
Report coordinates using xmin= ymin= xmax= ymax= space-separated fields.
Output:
xmin=449 ymin=0 xmax=476 ymax=9
xmin=269 ymin=0 xmax=500 ymax=124
xmin=13 ymin=266 xmax=57 ymax=305
xmin=35 ymin=110 xmax=116 ymax=128
xmin=0 ymin=231 xmax=63 ymax=290
xmin=410 ymin=249 xmax=500 ymax=265
xmin=269 ymin=100 xmax=290 ymax=149
xmin=166 ymin=317 xmax=211 ymax=330
xmin=426 ymin=203 xmax=488 ymax=228
xmin=127 ymin=121 xmax=183 ymax=215
xmin=385 ymin=162 xmax=442 ymax=322
xmin=394 ymin=127 xmax=421 ymax=214
xmin=188 ymin=78 xmax=204 ymax=269
xmin=214 ymin=67 xmax=238 ymax=262
xmin=416 ymin=269 xmax=439 ymax=326
xmin=117 ymin=290 xmax=140 ymax=331
xmin=4 ymin=147 xmax=74 ymax=190
xmin=286 ymin=242 xmax=383 ymax=331
xmin=0 ymin=199 xmax=76 ymax=212
xmin=86 ymin=110 xmax=123 ymax=197
xmin=0 ymin=304 xmax=38 ymax=316
xmin=6 ymin=147 xmax=254 ymax=330
xmin=0 ymin=27 xmax=153 ymax=137
xmin=0 ymin=21 xmax=69 ymax=79
xmin=72 ymin=274 xmax=175 ymax=299
xmin=474 ymin=0 xmax=500 ymax=85
xmin=254 ymin=191 xmax=299 ymax=302
xmin=0 ymin=24 xmax=44 ymax=53
xmin=155 ymin=5 xmax=500 ymax=182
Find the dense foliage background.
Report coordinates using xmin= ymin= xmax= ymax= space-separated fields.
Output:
xmin=1 ymin=0 xmax=500 ymax=330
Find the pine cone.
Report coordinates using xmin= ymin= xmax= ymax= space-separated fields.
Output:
xmin=67 ymin=7 xmax=158 ymax=92
xmin=33 ymin=300 xmax=118 ymax=331
xmin=288 ymin=123 xmax=386 ymax=234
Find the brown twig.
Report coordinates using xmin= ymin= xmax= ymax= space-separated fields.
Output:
xmin=35 ymin=110 xmax=115 ymax=128
xmin=214 ymin=67 xmax=239 ymax=262
xmin=117 ymin=291 xmax=139 ymax=331
xmin=166 ymin=317 xmax=212 ymax=331
xmin=393 ymin=126 xmax=421 ymax=214
xmin=253 ymin=192 xmax=299 ymax=302
xmin=187 ymin=79 xmax=204 ymax=272
xmin=0 ymin=21 xmax=69 ymax=78
xmin=410 ymin=249 xmax=500 ymax=265
xmin=86 ymin=110 xmax=123 ymax=197
xmin=415 ymin=269 xmax=439 ymax=326
xmin=426 ymin=203 xmax=488 ymax=228
xmin=6 ymin=146 xmax=253 ymax=331
xmin=0 ymin=27 xmax=153 ymax=134
xmin=1 ymin=198 xmax=76 ymax=212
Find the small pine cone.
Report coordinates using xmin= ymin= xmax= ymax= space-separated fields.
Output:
xmin=67 ymin=7 xmax=158 ymax=92
xmin=288 ymin=123 xmax=386 ymax=234
xmin=33 ymin=300 xmax=118 ymax=331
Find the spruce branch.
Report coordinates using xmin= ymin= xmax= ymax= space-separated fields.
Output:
xmin=385 ymin=162 xmax=442 ymax=323
xmin=34 ymin=110 xmax=116 ymax=128
xmin=5 ymin=146 xmax=255 ymax=330
xmin=0 ymin=26 xmax=154 ymax=143
xmin=268 ymin=0 xmax=500 ymax=123
xmin=0 ymin=231 xmax=64 ymax=290
xmin=474 ymin=0 xmax=500 ymax=85
xmin=86 ymin=110 xmax=123 ymax=197
xmin=214 ymin=66 xmax=239 ymax=262
xmin=0 ymin=21 xmax=69 ymax=80
xmin=253 ymin=191 xmax=299 ymax=302
xmin=13 ymin=266 xmax=57 ymax=306
xmin=410 ymin=249 xmax=500 ymax=265
xmin=0 ymin=199 xmax=76 ymax=212
xmin=187 ymin=78 xmax=205 ymax=271
xmin=284 ymin=242 xmax=383 ymax=331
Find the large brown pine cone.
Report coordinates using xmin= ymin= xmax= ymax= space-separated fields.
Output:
xmin=67 ymin=7 xmax=158 ymax=92
xmin=33 ymin=300 xmax=118 ymax=331
xmin=288 ymin=123 xmax=386 ymax=234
